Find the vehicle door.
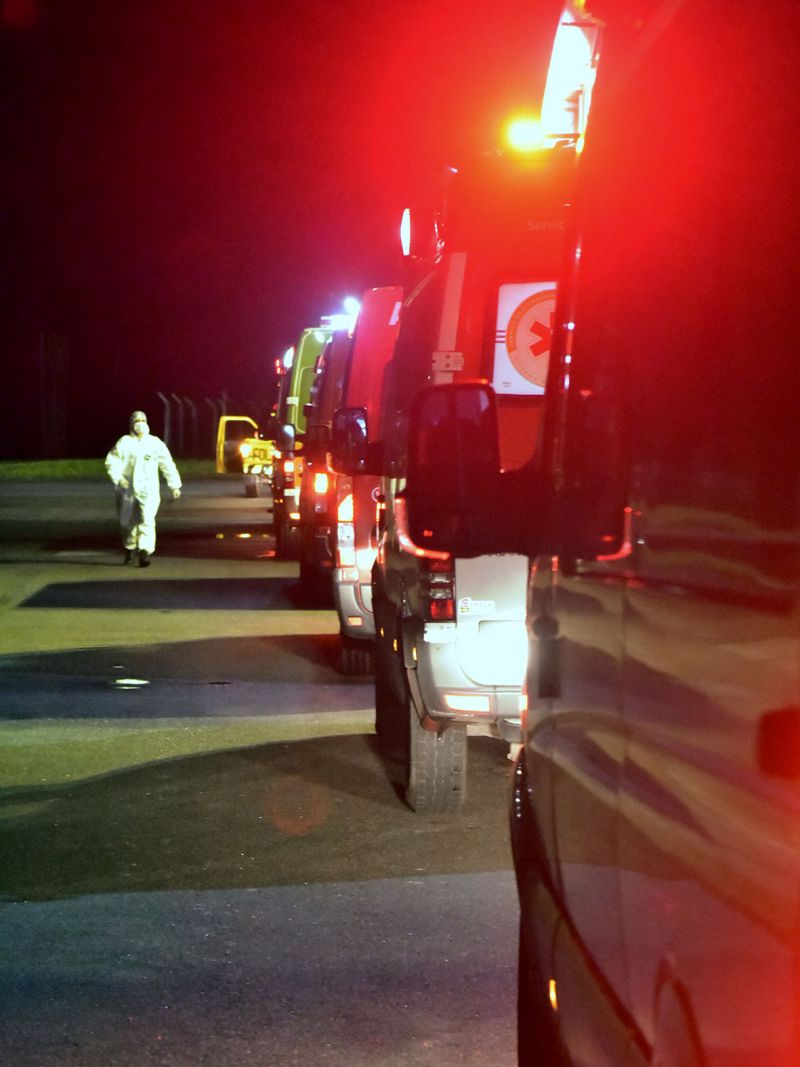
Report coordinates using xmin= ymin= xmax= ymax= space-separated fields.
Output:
xmin=565 ymin=3 xmax=800 ymax=1062
xmin=612 ymin=6 xmax=800 ymax=1061
xmin=530 ymin=408 xmax=628 ymax=1065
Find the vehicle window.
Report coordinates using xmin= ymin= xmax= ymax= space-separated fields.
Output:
xmin=380 ymin=271 xmax=444 ymax=448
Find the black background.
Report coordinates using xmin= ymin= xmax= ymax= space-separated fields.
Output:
xmin=1 ymin=0 xmax=558 ymax=457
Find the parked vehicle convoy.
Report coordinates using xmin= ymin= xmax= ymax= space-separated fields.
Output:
xmin=297 ymin=287 xmax=402 ymax=676
xmin=403 ymin=0 xmax=800 ymax=1063
xmin=272 ymin=325 xmax=332 ymax=558
xmin=334 ymin=148 xmax=575 ymax=812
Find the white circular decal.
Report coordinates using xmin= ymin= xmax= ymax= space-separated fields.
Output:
xmin=505 ymin=288 xmax=557 ymax=388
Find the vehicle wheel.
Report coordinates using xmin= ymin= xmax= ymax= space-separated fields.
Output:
xmin=518 ymin=918 xmax=562 ymax=1066
xmin=276 ymin=521 xmax=300 ymax=560
xmin=340 ymin=635 xmax=373 ymax=676
xmin=405 ymin=697 xmax=467 ymax=815
xmin=283 ymin=524 xmax=300 ymax=560
xmin=299 ymin=558 xmax=332 ymax=604
xmin=299 ymin=556 xmax=316 ymax=588
xmin=244 ymin=479 xmax=259 ymax=498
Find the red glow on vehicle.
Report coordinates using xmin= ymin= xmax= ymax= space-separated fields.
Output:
xmin=596 ymin=506 xmax=636 ymax=562
xmin=395 ymin=497 xmax=450 ymax=561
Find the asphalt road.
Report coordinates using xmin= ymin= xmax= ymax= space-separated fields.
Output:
xmin=0 ymin=477 xmax=520 ymax=1066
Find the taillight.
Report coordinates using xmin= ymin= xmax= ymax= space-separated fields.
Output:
xmin=336 ymin=492 xmax=356 ymax=567
xmin=314 ymin=471 xmax=329 ymax=496
xmin=422 ymin=556 xmax=455 ymax=622
xmin=283 ymin=459 xmax=294 ymax=476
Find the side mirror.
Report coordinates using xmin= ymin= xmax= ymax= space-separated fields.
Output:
xmin=405 ymin=383 xmax=542 ymax=557
xmin=331 ymin=407 xmax=369 ymax=474
xmin=277 ymin=422 xmax=295 ymax=452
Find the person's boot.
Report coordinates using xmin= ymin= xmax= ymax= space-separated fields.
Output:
xmin=124 ymin=549 xmax=134 ymax=565
xmin=138 ymin=550 xmax=151 ymax=568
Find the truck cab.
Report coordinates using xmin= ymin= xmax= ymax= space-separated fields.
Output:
xmin=363 ymin=149 xmax=575 ymax=813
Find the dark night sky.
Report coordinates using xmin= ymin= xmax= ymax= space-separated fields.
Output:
xmin=1 ymin=0 xmax=560 ymax=458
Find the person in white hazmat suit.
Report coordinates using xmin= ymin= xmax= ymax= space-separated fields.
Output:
xmin=105 ymin=410 xmax=182 ymax=567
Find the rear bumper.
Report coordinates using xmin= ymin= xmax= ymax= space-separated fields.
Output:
xmin=412 ymin=625 xmax=523 ymax=741
xmin=333 ymin=569 xmax=375 ymax=639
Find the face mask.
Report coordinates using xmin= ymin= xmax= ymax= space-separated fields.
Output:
xmin=133 ymin=421 xmax=148 ymax=436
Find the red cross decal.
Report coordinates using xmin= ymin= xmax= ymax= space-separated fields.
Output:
xmin=528 ymin=312 xmax=554 ymax=358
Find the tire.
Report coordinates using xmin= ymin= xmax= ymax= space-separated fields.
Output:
xmin=276 ymin=520 xmax=300 ymax=560
xmin=340 ymin=635 xmax=373 ymax=676
xmin=298 ymin=556 xmax=317 ymax=588
xmin=244 ymin=478 xmax=259 ymax=498
xmin=299 ymin=558 xmax=332 ymax=604
xmin=518 ymin=917 xmax=562 ymax=1066
xmin=405 ymin=699 xmax=467 ymax=814
xmin=283 ymin=524 xmax=300 ymax=560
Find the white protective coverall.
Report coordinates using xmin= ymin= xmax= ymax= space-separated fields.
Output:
xmin=105 ymin=418 xmax=181 ymax=555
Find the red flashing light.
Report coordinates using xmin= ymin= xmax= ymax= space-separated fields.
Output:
xmin=507 ymin=115 xmax=545 ymax=152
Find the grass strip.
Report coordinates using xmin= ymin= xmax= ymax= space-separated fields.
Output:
xmin=0 ymin=713 xmax=372 ymax=790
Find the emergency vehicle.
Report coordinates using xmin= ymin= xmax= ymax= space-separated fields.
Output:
xmin=297 ymin=327 xmax=355 ymax=595
xmin=334 ymin=148 xmax=575 ymax=813
xmin=297 ymin=287 xmax=402 ymax=674
xmin=403 ymin=1 xmax=800 ymax=1063
xmin=272 ymin=325 xmax=332 ymax=558
xmin=215 ymin=413 xmax=276 ymax=495
xmin=330 ymin=286 xmax=403 ymax=673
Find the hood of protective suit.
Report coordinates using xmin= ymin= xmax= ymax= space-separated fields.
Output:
xmin=130 ymin=410 xmax=149 ymax=436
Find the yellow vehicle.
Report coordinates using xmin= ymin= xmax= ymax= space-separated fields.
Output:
xmin=216 ymin=414 xmax=276 ymax=497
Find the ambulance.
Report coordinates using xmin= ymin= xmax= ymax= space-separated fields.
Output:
xmin=297 ymin=287 xmax=402 ymax=672
xmin=330 ymin=286 xmax=402 ymax=674
xmin=297 ymin=327 xmax=355 ymax=595
xmin=403 ymin=2 xmax=800 ymax=1063
xmin=334 ymin=148 xmax=575 ymax=812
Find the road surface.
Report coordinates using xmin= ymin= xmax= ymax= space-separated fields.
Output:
xmin=0 ymin=477 xmax=519 ymax=1066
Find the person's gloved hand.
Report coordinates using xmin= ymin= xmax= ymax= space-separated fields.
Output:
xmin=172 ymin=488 xmax=181 ymax=500
xmin=118 ymin=477 xmax=130 ymax=490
